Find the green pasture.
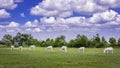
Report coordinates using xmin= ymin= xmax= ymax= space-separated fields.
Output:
xmin=0 ymin=47 xmax=120 ymax=68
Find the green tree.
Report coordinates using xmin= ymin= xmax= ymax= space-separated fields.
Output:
xmin=99 ymin=37 xmax=108 ymax=48
xmin=59 ymin=35 xmax=66 ymax=41
xmin=41 ymin=41 xmax=46 ymax=47
xmin=69 ymin=39 xmax=76 ymax=47
xmin=54 ymin=35 xmax=67 ymax=47
xmin=92 ymin=34 xmax=101 ymax=48
xmin=72 ymin=35 xmax=88 ymax=47
xmin=87 ymin=39 xmax=93 ymax=48
xmin=117 ymin=38 xmax=120 ymax=47
xmin=80 ymin=35 xmax=88 ymax=47
xmin=109 ymin=37 xmax=116 ymax=47
xmin=45 ymin=38 xmax=54 ymax=47
xmin=76 ymin=34 xmax=81 ymax=39
xmin=31 ymin=39 xmax=41 ymax=46
xmin=94 ymin=34 xmax=100 ymax=42
xmin=1 ymin=34 xmax=13 ymax=46
xmin=13 ymin=32 xmax=35 ymax=47
xmin=13 ymin=32 xmax=22 ymax=46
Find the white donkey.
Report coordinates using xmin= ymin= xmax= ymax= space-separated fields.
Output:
xmin=29 ymin=45 xmax=36 ymax=50
xmin=78 ymin=47 xmax=85 ymax=53
xmin=104 ymin=47 xmax=113 ymax=53
xmin=60 ymin=46 xmax=67 ymax=52
xmin=19 ymin=46 xmax=23 ymax=51
xmin=11 ymin=45 xmax=14 ymax=51
xmin=46 ymin=46 xmax=53 ymax=51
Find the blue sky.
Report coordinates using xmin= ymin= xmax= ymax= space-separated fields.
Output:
xmin=0 ymin=0 xmax=120 ymax=41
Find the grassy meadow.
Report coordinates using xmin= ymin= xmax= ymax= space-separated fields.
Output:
xmin=0 ymin=47 xmax=120 ymax=68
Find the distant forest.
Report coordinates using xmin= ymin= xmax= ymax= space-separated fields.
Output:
xmin=0 ymin=32 xmax=120 ymax=48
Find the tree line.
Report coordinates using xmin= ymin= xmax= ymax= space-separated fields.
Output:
xmin=0 ymin=32 xmax=120 ymax=48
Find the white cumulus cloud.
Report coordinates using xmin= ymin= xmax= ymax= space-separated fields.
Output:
xmin=8 ymin=21 xmax=19 ymax=27
xmin=89 ymin=10 xmax=118 ymax=23
xmin=20 ymin=13 xmax=25 ymax=17
xmin=0 ymin=25 xmax=3 ymax=28
xmin=71 ymin=0 xmax=106 ymax=13
xmin=0 ymin=0 xmax=18 ymax=9
xmin=25 ymin=28 xmax=33 ymax=32
xmin=14 ymin=0 xmax=23 ymax=3
xmin=95 ymin=0 xmax=120 ymax=8
xmin=24 ymin=20 xmax=39 ymax=27
xmin=34 ymin=28 xmax=41 ymax=32
xmin=30 ymin=5 xmax=59 ymax=17
xmin=6 ymin=29 xmax=15 ymax=33
xmin=105 ymin=21 xmax=119 ymax=25
xmin=40 ymin=17 xmax=56 ymax=24
xmin=30 ymin=0 xmax=109 ymax=17
xmin=0 ymin=9 xmax=10 ymax=18
xmin=40 ymin=16 xmax=91 ymax=26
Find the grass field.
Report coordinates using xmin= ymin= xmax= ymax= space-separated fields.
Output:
xmin=0 ymin=47 xmax=120 ymax=68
